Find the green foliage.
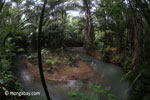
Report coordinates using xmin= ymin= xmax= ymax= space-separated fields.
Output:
xmin=120 ymin=70 xmax=131 ymax=82
xmin=68 ymin=84 xmax=117 ymax=100
xmin=101 ymin=51 xmax=106 ymax=58
xmin=0 ymin=71 xmax=24 ymax=99
xmin=100 ymin=46 xmax=111 ymax=61
xmin=45 ymin=59 xmax=57 ymax=65
xmin=41 ymin=48 xmax=51 ymax=55
xmin=0 ymin=43 xmax=15 ymax=71
xmin=114 ymin=55 xmax=121 ymax=61
xmin=122 ymin=57 xmax=132 ymax=71
xmin=64 ymin=57 xmax=70 ymax=64
xmin=55 ymin=47 xmax=64 ymax=52
xmin=97 ymin=42 xmax=104 ymax=51
xmin=45 ymin=56 xmax=58 ymax=65
xmin=105 ymin=46 xmax=111 ymax=51
xmin=68 ymin=91 xmax=87 ymax=100
xmin=129 ymin=62 xmax=150 ymax=100
xmin=0 ymin=0 xmax=149 ymax=100
xmin=0 ymin=71 xmax=22 ymax=91
xmin=63 ymin=57 xmax=74 ymax=66
xmin=95 ymin=32 xmax=105 ymax=43
xmin=17 ymin=48 xmax=25 ymax=52
xmin=28 ymin=53 xmax=38 ymax=59
xmin=28 ymin=53 xmax=38 ymax=64
xmin=0 ymin=42 xmax=23 ymax=99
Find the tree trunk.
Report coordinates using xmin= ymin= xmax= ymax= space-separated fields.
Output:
xmin=102 ymin=11 xmax=107 ymax=51
xmin=38 ymin=0 xmax=52 ymax=100
xmin=131 ymin=18 xmax=141 ymax=70
xmin=129 ymin=0 xmax=143 ymax=72
xmin=0 ymin=0 xmax=5 ymax=12
xmin=135 ymin=0 xmax=150 ymax=26
xmin=83 ymin=0 xmax=95 ymax=45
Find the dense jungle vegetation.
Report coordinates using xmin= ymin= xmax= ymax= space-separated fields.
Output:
xmin=0 ymin=0 xmax=150 ymax=100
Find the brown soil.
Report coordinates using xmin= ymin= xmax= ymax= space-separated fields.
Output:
xmin=24 ymin=53 xmax=96 ymax=82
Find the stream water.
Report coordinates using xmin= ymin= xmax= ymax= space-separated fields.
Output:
xmin=12 ymin=51 xmax=129 ymax=100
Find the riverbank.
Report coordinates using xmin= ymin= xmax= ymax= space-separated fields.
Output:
xmin=25 ymin=49 xmax=97 ymax=81
xmin=86 ymin=47 xmax=132 ymax=72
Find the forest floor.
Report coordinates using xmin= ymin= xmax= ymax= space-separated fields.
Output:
xmin=24 ymin=50 xmax=97 ymax=81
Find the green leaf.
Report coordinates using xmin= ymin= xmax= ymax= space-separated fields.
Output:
xmin=105 ymin=86 xmax=111 ymax=92
xmin=44 ymin=19 xmax=50 ymax=29
xmin=68 ymin=91 xmax=78 ymax=96
xmin=90 ymin=94 xmax=98 ymax=100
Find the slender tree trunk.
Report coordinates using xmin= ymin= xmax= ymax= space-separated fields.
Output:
xmin=38 ymin=0 xmax=52 ymax=100
xmin=119 ymin=30 xmax=123 ymax=52
xmin=102 ymin=11 xmax=107 ymax=51
xmin=0 ymin=0 xmax=5 ymax=12
xmin=83 ymin=0 xmax=94 ymax=45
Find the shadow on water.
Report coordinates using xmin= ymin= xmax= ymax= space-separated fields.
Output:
xmin=12 ymin=52 xmax=129 ymax=100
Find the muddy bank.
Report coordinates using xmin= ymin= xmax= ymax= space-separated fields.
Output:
xmin=24 ymin=50 xmax=97 ymax=81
